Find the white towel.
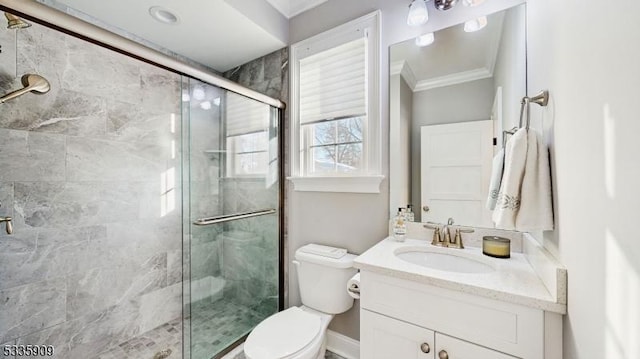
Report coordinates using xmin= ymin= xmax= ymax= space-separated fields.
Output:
xmin=492 ymin=128 xmax=554 ymax=231
xmin=517 ymin=130 xmax=554 ymax=231
xmin=486 ymin=148 xmax=505 ymax=210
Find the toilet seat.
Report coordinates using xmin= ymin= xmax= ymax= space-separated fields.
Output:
xmin=244 ymin=307 xmax=323 ymax=359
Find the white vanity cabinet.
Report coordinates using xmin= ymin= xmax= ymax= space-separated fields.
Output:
xmin=361 ymin=309 xmax=435 ymax=358
xmin=359 ymin=272 xmax=563 ymax=359
xmin=362 ymin=310 xmax=517 ymax=358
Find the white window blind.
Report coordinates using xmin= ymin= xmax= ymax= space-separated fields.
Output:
xmin=226 ymin=92 xmax=270 ymax=136
xmin=299 ymin=37 xmax=367 ymax=125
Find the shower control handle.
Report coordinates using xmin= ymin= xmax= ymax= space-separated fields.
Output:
xmin=0 ymin=216 xmax=13 ymax=235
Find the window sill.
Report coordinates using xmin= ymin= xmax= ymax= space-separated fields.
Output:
xmin=288 ymin=175 xmax=384 ymax=193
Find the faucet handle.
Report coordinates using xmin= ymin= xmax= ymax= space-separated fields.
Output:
xmin=450 ymin=227 xmax=474 ymax=249
xmin=0 ymin=216 xmax=13 ymax=235
xmin=423 ymin=223 xmax=444 ymax=246
xmin=431 ymin=227 xmax=443 ymax=246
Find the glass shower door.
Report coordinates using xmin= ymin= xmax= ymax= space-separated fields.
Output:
xmin=182 ymin=78 xmax=280 ymax=359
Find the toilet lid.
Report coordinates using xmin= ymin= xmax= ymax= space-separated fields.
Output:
xmin=245 ymin=307 xmax=321 ymax=359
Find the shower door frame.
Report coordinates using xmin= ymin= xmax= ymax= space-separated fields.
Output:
xmin=0 ymin=0 xmax=287 ymax=357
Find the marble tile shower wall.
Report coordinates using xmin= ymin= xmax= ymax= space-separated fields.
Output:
xmin=221 ymin=48 xmax=287 ymax=310
xmin=0 ymin=23 xmax=183 ymax=358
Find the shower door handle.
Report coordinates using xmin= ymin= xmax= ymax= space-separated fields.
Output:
xmin=193 ymin=208 xmax=276 ymax=226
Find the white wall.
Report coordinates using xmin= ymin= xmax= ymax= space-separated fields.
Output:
xmin=493 ymin=5 xmax=527 ymax=130
xmin=526 ymin=1 xmax=640 ymax=358
xmin=288 ymin=0 xmax=524 ymax=340
xmin=410 ymin=78 xmax=495 ymax=221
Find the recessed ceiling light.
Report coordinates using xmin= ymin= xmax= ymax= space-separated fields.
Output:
xmin=192 ymin=85 xmax=206 ymax=101
xmin=200 ymin=101 xmax=212 ymax=110
xmin=149 ymin=6 xmax=179 ymax=24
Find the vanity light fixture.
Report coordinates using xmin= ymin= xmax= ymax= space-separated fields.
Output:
xmin=415 ymin=32 xmax=435 ymax=47
xmin=464 ymin=16 xmax=488 ymax=32
xmin=407 ymin=0 xmax=429 ymax=27
xmin=149 ymin=6 xmax=179 ymax=24
xmin=434 ymin=0 xmax=458 ymax=11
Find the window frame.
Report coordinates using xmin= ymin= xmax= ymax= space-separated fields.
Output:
xmin=304 ymin=116 xmax=365 ymax=175
xmin=289 ymin=11 xmax=383 ymax=193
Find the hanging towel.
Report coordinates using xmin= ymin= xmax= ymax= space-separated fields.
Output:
xmin=492 ymin=128 xmax=554 ymax=231
xmin=486 ymin=147 xmax=505 ymax=210
xmin=492 ymin=128 xmax=528 ymax=230
xmin=516 ymin=130 xmax=554 ymax=231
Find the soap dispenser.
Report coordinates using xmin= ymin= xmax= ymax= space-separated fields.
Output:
xmin=392 ymin=208 xmax=407 ymax=242
xmin=405 ymin=204 xmax=415 ymax=222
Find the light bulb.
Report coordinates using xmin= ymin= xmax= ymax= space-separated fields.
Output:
xmin=200 ymin=101 xmax=212 ymax=110
xmin=407 ymin=0 xmax=429 ymax=27
xmin=182 ymin=91 xmax=190 ymax=102
xmin=415 ymin=32 xmax=435 ymax=47
xmin=464 ymin=16 xmax=488 ymax=32
xmin=213 ymin=97 xmax=221 ymax=107
xmin=192 ymin=85 xmax=205 ymax=100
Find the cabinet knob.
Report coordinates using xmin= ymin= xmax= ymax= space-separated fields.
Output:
xmin=420 ymin=343 xmax=430 ymax=353
xmin=423 ymin=205 xmax=430 ymax=212
xmin=438 ymin=350 xmax=449 ymax=359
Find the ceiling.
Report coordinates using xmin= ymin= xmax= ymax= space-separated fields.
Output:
xmin=52 ymin=0 xmax=299 ymax=72
xmin=391 ymin=11 xmax=505 ymax=91
xmin=265 ymin=0 xmax=328 ymax=18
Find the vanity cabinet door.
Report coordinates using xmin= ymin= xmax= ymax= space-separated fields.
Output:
xmin=361 ymin=309 xmax=435 ymax=359
xmin=435 ymin=333 xmax=518 ymax=359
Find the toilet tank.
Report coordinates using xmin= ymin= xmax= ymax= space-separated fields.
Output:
xmin=294 ymin=244 xmax=358 ymax=314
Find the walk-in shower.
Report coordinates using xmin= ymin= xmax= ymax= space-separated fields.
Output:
xmin=0 ymin=2 xmax=284 ymax=359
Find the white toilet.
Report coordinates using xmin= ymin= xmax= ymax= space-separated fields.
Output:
xmin=244 ymin=244 xmax=357 ymax=359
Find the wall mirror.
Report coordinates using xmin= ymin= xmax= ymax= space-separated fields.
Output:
xmin=389 ymin=3 xmax=527 ymax=228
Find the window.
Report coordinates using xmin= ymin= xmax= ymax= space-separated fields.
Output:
xmin=225 ymin=92 xmax=270 ymax=177
xmin=306 ymin=116 xmax=363 ymax=174
xmin=290 ymin=11 xmax=383 ymax=193
xmin=227 ymin=131 xmax=268 ymax=176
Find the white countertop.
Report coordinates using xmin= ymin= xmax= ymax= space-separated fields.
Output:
xmin=353 ymin=237 xmax=567 ymax=314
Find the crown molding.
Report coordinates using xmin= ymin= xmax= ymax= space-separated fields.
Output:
xmin=414 ymin=67 xmax=493 ymax=92
xmin=390 ymin=60 xmax=404 ymax=76
xmin=391 ymin=60 xmax=417 ymax=90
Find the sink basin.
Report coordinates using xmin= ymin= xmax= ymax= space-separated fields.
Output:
xmin=395 ymin=248 xmax=495 ymax=274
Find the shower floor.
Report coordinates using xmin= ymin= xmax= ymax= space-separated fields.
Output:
xmin=96 ymin=318 xmax=183 ymax=359
xmin=190 ymin=299 xmax=273 ymax=359
xmin=94 ymin=297 xmax=272 ymax=359
xmin=95 ymin=298 xmax=345 ymax=359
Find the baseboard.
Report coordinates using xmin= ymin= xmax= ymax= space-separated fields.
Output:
xmin=326 ymin=330 xmax=360 ymax=359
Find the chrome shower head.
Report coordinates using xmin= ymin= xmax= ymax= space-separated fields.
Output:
xmin=5 ymin=12 xmax=31 ymax=29
xmin=0 ymin=74 xmax=50 ymax=104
